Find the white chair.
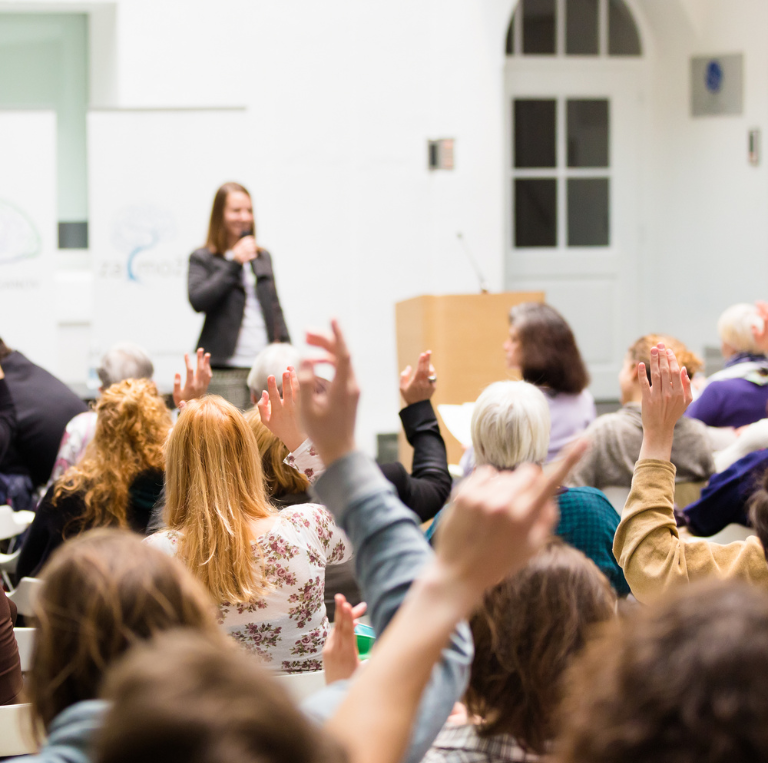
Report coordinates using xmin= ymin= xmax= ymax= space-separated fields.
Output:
xmin=601 ymin=486 xmax=631 ymax=515
xmin=13 ymin=627 xmax=36 ymax=672
xmin=276 ymin=670 xmax=327 ymax=701
xmin=0 ymin=548 xmax=20 ymax=590
xmin=0 ymin=703 xmax=35 ymax=757
xmin=7 ymin=577 xmax=44 ymax=618
xmin=0 ymin=505 xmax=34 ymax=542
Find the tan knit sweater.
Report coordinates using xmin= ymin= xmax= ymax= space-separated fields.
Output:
xmin=613 ymin=459 xmax=768 ymax=603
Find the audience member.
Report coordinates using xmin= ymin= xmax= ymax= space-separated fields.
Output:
xmin=247 ymin=342 xmax=301 ymax=401
xmin=506 ymin=303 xmax=595 ymax=462
xmin=431 ymin=380 xmax=628 ymax=595
xmin=713 ymin=416 xmax=768 ymax=472
xmin=569 ymin=334 xmax=713 ymax=489
xmin=94 ymin=319 xmax=582 ymax=763
xmin=48 ymin=346 xmax=211 ymax=485
xmin=555 ymin=581 xmax=768 ymax=763
xmin=424 ymin=540 xmax=615 ymax=763
xmin=0 ymin=338 xmax=87 ymax=506
xmin=613 ymin=343 xmax=768 ymax=602
xmin=0 ymin=590 xmax=22 ymax=706
xmin=259 ymin=351 xmax=452 ymax=523
xmin=13 ymin=529 xmax=223 ymax=762
xmin=686 ymin=303 xmax=768 ymax=427
xmin=677 ymin=448 xmax=768 ymax=536
xmin=17 ymin=378 xmax=170 ymax=578
xmin=146 ymin=395 xmax=351 ymax=673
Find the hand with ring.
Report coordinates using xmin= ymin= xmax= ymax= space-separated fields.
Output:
xmin=400 ymin=351 xmax=437 ymax=405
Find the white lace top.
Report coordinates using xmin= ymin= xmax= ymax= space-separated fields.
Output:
xmin=145 ymin=503 xmax=351 ymax=673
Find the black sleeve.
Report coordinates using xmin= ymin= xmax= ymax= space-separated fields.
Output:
xmin=187 ymin=250 xmax=242 ymax=314
xmin=255 ymin=250 xmax=290 ymax=343
xmin=17 ymin=485 xmax=71 ymax=579
xmin=378 ymin=400 xmax=452 ymax=523
xmin=0 ymin=378 xmax=17 ymax=466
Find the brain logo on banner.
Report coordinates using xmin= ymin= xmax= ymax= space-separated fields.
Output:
xmin=111 ymin=205 xmax=176 ymax=282
xmin=0 ymin=200 xmax=41 ymax=264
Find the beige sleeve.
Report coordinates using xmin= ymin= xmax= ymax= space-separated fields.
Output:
xmin=613 ymin=459 xmax=768 ymax=603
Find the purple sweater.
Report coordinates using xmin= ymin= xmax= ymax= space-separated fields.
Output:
xmin=686 ymin=354 xmax=768 ymax=428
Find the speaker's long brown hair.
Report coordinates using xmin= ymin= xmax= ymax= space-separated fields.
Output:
xmin=466 ymin=539 xmax=615 ymax=754
xmin=53 ymin=378 xmax=171 ymax=535
xmin=28 ymin=529 xmax=222 ymax=738
xmin=205 ymin=181 xmax=252 ymax=255
xmin=163 ymin=396 xmax=275 ymax=604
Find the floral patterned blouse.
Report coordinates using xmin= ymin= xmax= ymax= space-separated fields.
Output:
xmin=145 ymin=503 xmax=351 ymax=673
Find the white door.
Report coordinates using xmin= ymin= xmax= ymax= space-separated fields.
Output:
xmin=504 ymin=60 xmax=645 ymax=398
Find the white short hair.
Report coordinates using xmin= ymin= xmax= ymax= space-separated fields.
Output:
xmin=247 ymin=343 xmax=301 ymax=398
xmin=471 ymin=381 xmax=550 ymax=469
xmin=97 ymin=342 xmax=154 ymax=388
xmin=717 ymin=303 xmax=763 ymax=354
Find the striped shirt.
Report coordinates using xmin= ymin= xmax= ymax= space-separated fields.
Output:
xmin=423 ymin=723 xmax=539 ymax=763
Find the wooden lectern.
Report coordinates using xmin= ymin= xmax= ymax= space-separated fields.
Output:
xmin=395 ymin=292 xmax=545 ymax=466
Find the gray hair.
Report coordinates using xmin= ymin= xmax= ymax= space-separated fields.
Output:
xmin=247 ymin=343 xmax=301 ymax=398
xmin=97 ymin=342 xmax=154 ymax=388
xmin=717 ymin=303 xmax=763 ymax=354
xmin=471 ymin=381 xmax=550 ymax=469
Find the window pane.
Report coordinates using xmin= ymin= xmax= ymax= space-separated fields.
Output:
xmin=515 ymin=179 xmax=557 ymax=247
xmin=522 ymin=0 xmax=556 ymax=55
xmin=514 ymin=100 xmax=556 ymax=168
xmin=566 ymin=0 xmax=599 ymax=55
xmin=609 ymin=0 xmax=641 ymax=56
xmin=568 ymin=178 xmax=609 ymax=246
xmin=567 ymin=99 xmax=609 ymax=168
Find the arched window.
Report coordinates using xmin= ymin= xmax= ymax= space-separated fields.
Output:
xmin=506 ymin=0 xmax=641 ymax=57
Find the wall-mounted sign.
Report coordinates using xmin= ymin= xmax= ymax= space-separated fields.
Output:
xmin=428 ymin=139 xmax=454 ymax=170
xmin=691 ymin=54 xmax=743 ymax=116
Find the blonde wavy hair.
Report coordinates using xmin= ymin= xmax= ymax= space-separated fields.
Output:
xmin=244 ymin=408 xmax=310 ymax=500
xmin=53 ymin=378 xmax=171 ymax=535
xmin=627 ymin=334 xmax=703 ymax=381
xmin=163 ymin=396 xmax=275 ymax=604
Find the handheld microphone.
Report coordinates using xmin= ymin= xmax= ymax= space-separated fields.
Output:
xmin=239 ymin=228 xmax=253 ymax=239
xmin=456 ymin=232 xmax=490 ymax=294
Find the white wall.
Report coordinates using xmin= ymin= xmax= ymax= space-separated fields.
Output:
xmin=3 ymin=0 xmax=768 ymax=451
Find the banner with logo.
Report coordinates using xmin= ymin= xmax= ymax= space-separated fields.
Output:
xmin=0 ymin=111 xmax=58 ymax=370
xmin=88 ymin=108 xmax=249 ymax=385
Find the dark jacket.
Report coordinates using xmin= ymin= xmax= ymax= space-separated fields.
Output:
xmin=17 ymin=469 xmax=164 ymax=579
xmin=188 ymin=247 xmax=290 ymax=365
xmin=0 ymin=352 xmax=88 ymax=487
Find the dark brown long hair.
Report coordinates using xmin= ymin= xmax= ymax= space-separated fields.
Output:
xmin=555 ymin=581 xmax=768 ymax=763
xmin=509 ymin=303 xmax=589 ymax=394
xmin=27 ymin=529 xmax=222 ymax=737
xmin=205 ymin=181 xmax=252 ymax=255
xmin=466 ymin=539 xmax=615 ymax=754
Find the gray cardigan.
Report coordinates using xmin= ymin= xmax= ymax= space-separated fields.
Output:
xmin=568 ymin=402 xmax=715 ymax=489
xmin=187 ymin=247 xmax=290 ymax=366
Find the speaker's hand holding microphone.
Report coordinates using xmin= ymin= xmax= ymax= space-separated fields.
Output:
xmin=232 ymin=228 xmax=258 ymax=264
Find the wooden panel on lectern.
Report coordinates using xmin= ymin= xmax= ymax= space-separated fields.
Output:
xmin=395 ymin=292 xmax=545 ymax=467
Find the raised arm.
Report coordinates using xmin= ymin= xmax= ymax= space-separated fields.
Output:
xmin=614 ymin=344 xmax=768 ymax=602
xmin=172 ymin=348 xmax=212 ymax=409
xmin=294 ymin=320 xmax=582 ymax=763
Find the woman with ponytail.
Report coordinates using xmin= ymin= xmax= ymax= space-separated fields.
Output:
xmin=146 ymin=395 xmax=351 ymax=673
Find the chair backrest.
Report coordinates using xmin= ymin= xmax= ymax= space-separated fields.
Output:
xmin=0 ymin=703 xmax=35 ymax=757
xmin=697 ymin=523 xmax=756 ymax=545
xmin=0 ymin=548 xmax=21 ymax=573
xmin=0 ymin=505 xmax=34 ymax=542
xmin=14 ymin=627 xmax=36 ymax=672
xmin=275 ymin=670 xmax=327 ymax=702
xmin=601 ymin=486 xmax=631 ymax=515
xmin=8 ymin=577 xmax=44 ymax=618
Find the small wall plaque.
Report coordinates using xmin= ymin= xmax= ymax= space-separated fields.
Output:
xmin=691 ymin=54 xmax=743 ymax=117
xmin=428 ymin=139 xmax=454 ymax=170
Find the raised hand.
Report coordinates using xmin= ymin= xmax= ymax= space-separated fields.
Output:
xmin=172 ymin=348 xmax=212 ymax=408
xmin=638 ymin=343 xmax=693 ymax=462
xmin=257 ymin=368 xmax=306 ymax=452
xmin=322 ymin=594 xmax=365 ymax=684
xmin=433 ymin=439 xmax=587 ymax=611
xmin=297 ymin=320 xmax=360 ymax=467
xmin=399 ymin=350 xmax=437 ymax=405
